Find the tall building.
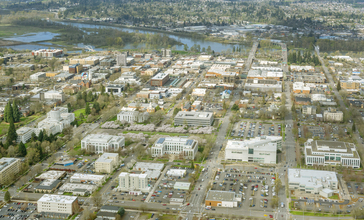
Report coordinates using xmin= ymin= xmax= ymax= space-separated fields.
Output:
xmin=81 ymin=134 xmax=125 ymax=154
xmin=174 ymin=111 xmax=214 ymax=127
xmin=95 ymin=153 xmax=119 ymax=173
xmin=116 ymin=53 xmax=127 ymax=66
xmin=37 ymin=194 xmax=79 ymax=215
xmin=0 ymin=158 xmax=21 ymax=185
xmin=224 ymin=137 xmax=278 ymax=164
xmin=151 ymin=137 xmax=198 ymax=159
xmin=118 ymin=172 xmax=150 ymax=192
xmin=304 ymin=139 xmax=360 ymax=168
xmin=16 ymin=127 xmax=36 ymax=144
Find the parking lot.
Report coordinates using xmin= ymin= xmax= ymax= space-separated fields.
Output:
xmin=209 ymin=167 xmax=277 ymax=213
xmin=0 ymin=202 xmax=36 ymax=220
xmin=347 ymin=182 xmax=364 ymax=196
xmin=230 ymin=121 xmax=282 ymax=139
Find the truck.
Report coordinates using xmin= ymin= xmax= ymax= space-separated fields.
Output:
xmin=281 ymin=202 xmax=285 ymax=208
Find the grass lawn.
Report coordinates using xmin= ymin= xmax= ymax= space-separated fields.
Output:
xmin=108 ymin=116 xmax=117 ymax=121
xmin=139 ymin=213 xmax=152 ymax=219
xmin=329 ymin=194 xmax=339 ymax=200
xmin=290 ymin=211 xmax=350 ymax=217
xmin=159 ymin=214 xmax=177 ymax=220
xmin=74 ymin=108 xmax=86 ymax=117
xmin=63 ymin=192 xmax=73 ymax=196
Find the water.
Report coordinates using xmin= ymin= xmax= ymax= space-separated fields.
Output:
xmin=1 ymin=21 xmax=244 ymax=52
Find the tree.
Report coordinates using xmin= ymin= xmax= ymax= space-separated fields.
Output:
xmin=93 ymin=102 xmax=101 ymax=113
xmin=49 ymin=57 xmax=57 ymax=71
xmin=231 ymin=104 xmax=239 ymax=111
xmin=38 ymin=130 xmax=44 ymax=142
xmin=4 ymin=191 xmax=10 ymax=202
xmin=18 ymin=142 xmax=27 ymax=157
xmin=5 ymin=101 xmax=13 ymax=123
xmin=12 ymin=100 xmax=20 ymax=123
xmin=291 ymin=103 xmax=295 ymax=112
xmin=184 ymin=44 xmax=189 ymax=51
xmin=337 ymin=81 xmax=341 ymax=91
xmin=190 ymin=161 xmax=194 ymax=169
xmin=92 ymin=192 xmax=103 ymax=209
xmin=6 ymin=119 xmax=17 ymax=147
xmin=85 ymin=103 xmax=91 ymax=115
xmin=117 ymin=207 xmax=125 ymax=217
xmin=352 ymin=122 xmax=356 ymax=132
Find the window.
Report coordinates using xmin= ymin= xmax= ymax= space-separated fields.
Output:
xmin=248 ymin=149 xmax=254 ymax=154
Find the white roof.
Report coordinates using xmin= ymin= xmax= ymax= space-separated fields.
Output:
xmin=226 ymin=136 xmax=281 ymax=152
xmin=38 ymin=194 xmax=77 ymax=204
xmin=71 ymin=173 xmax=105 ymax=181
xmin=288 ymin=168 xmax=337 ymax=189
xmin=37 ymin=171 xmax=66 ymax=180
xmin=174 ymin=182 xmax=191 ymax=188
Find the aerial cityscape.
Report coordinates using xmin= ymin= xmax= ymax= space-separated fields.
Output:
xmin=0 ymin=0 xmax=364 ymax=219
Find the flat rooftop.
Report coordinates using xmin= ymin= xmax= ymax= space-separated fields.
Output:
xmin=37 ymin=171 xmax=66 ymax=180
xmin=206 ymin=190 xmax=236 ymax=202
xmin=38 ymin=194 xmax=78 ymax=204
xmin=0 ymin=158 xmax=18 ymax=172
xmin=71 ymin=173 xmax=105 ymax=181
xmin=288 ymin=168 xmax=337 ymax=189
xmin=175 ymin=111 xmax=213 ymax=119
xmin=133 ymin=162 xmax=164 ymax=171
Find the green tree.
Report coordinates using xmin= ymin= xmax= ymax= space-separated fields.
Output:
xmin=291 ymin=103 xmax=295 ymax=112
xmin=4 ymin=191 xmax=10 ymax=202
xmin=337 ymin=81 xmax=341 ymax=91
xmin=352 ymin=122 xmax=356 ymax=132
xmin=231 ymin=104 xmax=239 ymax=111
xmin=12 ymin=100 xmax=20 ymax=123
xmin=173 ymin=108 xmax=181 ymax=116
xmin=6 ymin=119 xmax=17 ymax=147
xmin=38 ymin=130 xmax=44 ymax=142
xmin=85 ymin=103 xmax=91 ymax=115
xmin=18 ymin=142 xmax=27 ymax=157
xmin=117 ymin=207 xmax=125 ymax=217
xmin=3 ymin=101 xmax=9 ymax=123
xmin=190 ymin=161 xmax=194 ymax=169
xmin=184 ymin=44 xmax=189 ymax=51
xmin=4 ymin=101 xmax=13 ymax=123
xmin=93 ymin=102 xmax=101 ymax=113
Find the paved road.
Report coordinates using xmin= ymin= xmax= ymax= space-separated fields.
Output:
xmin=244 ymin=41 xmax=259 ymax=72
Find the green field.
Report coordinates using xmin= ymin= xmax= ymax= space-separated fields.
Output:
xmin=74 ymin=108 xmax=86 ymax=117
xmin=0 ymin=24 xmax=59 ymax=38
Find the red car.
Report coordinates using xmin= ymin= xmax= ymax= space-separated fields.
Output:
xmin=269 ymin=215 xmax=273 ymax=218
xmin=163 ymin=204 xmax=167 ymax=206
xmin=187 ymin=203 xmax=190 ymax=206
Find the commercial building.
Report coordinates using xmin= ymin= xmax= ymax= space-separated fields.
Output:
xmin=117 ymin=172 xmax=150 ymax=193
xmin=304 ymin=139 xmax=360 ymax=168
xmin=30 ymin=72 xmax=47 ymax=82
xmin=95 ymin=153 xmax=119 ymax=174
xmin=81 ymin=134 xmax=125 ymax=154
xmin=288 ymin=169 xmax=338 ymax=195
xmin=173 ymin=182 xmax=191 ymax=190
xmin=166 ymin=169 xmax=186 ymax=177
xmin=244 ymin=79 xmax=282 ymax=92
xmin=150 ymin=72 xmax=169 ymax=86
xmin=16 ymin=127 xmax=35 ymax=144
xmin=247 ymin=69 xmax=283 ymax=81
xmin=37 ymin=107 xmax=75 ymax=135
xmin=105 ymin=84 xmax=124 ymax=94
xmin=151 ymin=137 xmax=198 ymax=160
xmin=117 ymin=107 xmax=149 ymax=123
xmin=133 ymin=162 xmax=164 ymax=180
xmin=224 ymin=137 xmax=278 ymax=164
xmin=35 ymin=179 xmax=62 ymax=193
xmin=70 ymin=173 xmax=106 ymax=186
xmin=43 ymin=90 xmax=66 ymax=102
xmin=36 ymin=171 xmax=67 ymax=181
xmin=323 ymin=107 xmax=343 ymax=122
xmin=293 ymin=82 xmax=311 ymax=94
xmin=205 ymin=190 xmax=241 ymax=207
xmin=340 ymin=80 xmax=360 ymax=93
xmin=59 ymin=183 xmax=97 ymax=196
xmin=116 ymin=53 xmax=127 ymax=66
xmin=37 ymin=194 xmax=79 ymax=215
xmin=191 ymin=88 xmax=207 ymax=97
xmin=32 ymin=49 xmax=63 ymax=57
xmin=0 ymin=158 xmax=21 ymax=185
xmin=174 ymin=111 xmax=214 ymax=127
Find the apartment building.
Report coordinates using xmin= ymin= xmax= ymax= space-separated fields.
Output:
xmin=304 ymin=139 xmax=360 ymax=168
xmin=0 ymin=158 xmax=21 ymax=185
xmin=224 ymin=138 xmax=277 ymax=164
xmin=151 ymin=137 xmax=198 ymax=160
xmin=95 ymin=153 xmax=119 ymax=173
xmin=118 ymin=172 xmax=150 ymax=193
xmin=37 ymin=194 xmax=79 ymax=215
xmin=174 ymin=111 xmax=214 ymax=127
xmin=81 ymin=134 xmax=125 ymax=154
xmin=340 ymin=80 xmax=360 ymax=93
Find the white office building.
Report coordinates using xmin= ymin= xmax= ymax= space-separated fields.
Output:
xmin=288 ymin=169 xmax=338 ymax=195
xmin=81 ymin=134 xmax=125 ymax=154
xmin=70 ymin=173 xmax=106 ymax=186
xmin=38 ymin=107 xmax=75 ymax=135
xmin=117 ymin=107 xmax=149 ymax=123
xmin=151 ymin=137 xmax=198 ymax=160
xmin=224 ymin=137 xmax=277 ymax=164
xmin=118 ymin=172 xmax=150 ymax=193
xmin=304 ymin=139 xmax=360 ymax=168
xmin=37 ymin=194 xmax=79 ymax=215
xmin=95 ymin=153 xmax=119 ymax=173
xmin=174 ymin=111 xmax=214 ymax=127
xmin=16 ymin=127 xmax=37 ymax=144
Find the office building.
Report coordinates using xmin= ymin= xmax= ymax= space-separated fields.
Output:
xmin=304 ymin=139 xmax=360 ymax=168
xmin=173 ymin=182 xmax=191 ymax=190
xmin=95 ymin=153 xmax=119 ymax=173
xmin=38 ymin=107 xmax=75 ymax=135
xmin=166 ymin=169 xmax=186 ymax=177
xmin=105 ymin=84 xmax=124 ymax=94
xmin=302 ymin=106 xmax=317 ymax=115
xmin=116 ymin=53 xmax=127 ymax=66
xmin=174 ymin=111 xmax=214 ymax=127
xmin=30 ymin=72 xmax=47 ymax=82
xmin=323 ymin=108 xmax=343 ymax=122
xmin=150 ymin=72 xmax=169 ymax=86
xmin=117 ymin=172 xmax=150 ymax=193
xmin=224 ymin=137 xmax=277 ymax=164
xmin=133 ymin=162 xmax=164 ymax=180
xmin=35 ymin=179 xmax=62 ymax=193
xmin=70 ymin=173 xmax=106 ymax=186
xmin=59 ymin=183 xmax=97 ymax=196
xmin=151 ymin=137 xmax=198 ymax=160
xmin=37 ymin=194 xmax=79 ymax=215
xmin=205 ymin=190 xmax=241 ymax=208
xmin=32 ymin=49 xmax=63 ymax=57
xmin=117 ymin=107 xmax=149 ymax=123
xmin=16 ymin=127 xmax=36 ymax=144
xmin=81 ymin=134 xmax=125 ymax=154
xmin=244 ymin=79 xmax=282 ymax=92
xmin=0 ymin=158 xmax=21 ymax=185
xmin=36 ymin=171 xmax=67 ymax=181
xmin=288 ymin=169 xmax=338 ymax=195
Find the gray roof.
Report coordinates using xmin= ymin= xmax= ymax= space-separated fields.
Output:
xmin=35 ymin=180 xmax=61 ymax=190
xmin=100 ymin=205 xmax=120 ymax=211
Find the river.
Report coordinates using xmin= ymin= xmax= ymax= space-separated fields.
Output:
xmin=1 ymin=21 xmax=245 ymax=52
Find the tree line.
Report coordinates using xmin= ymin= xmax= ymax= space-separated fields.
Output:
xmin=288 ymin=50 xmax=320 ymax=66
